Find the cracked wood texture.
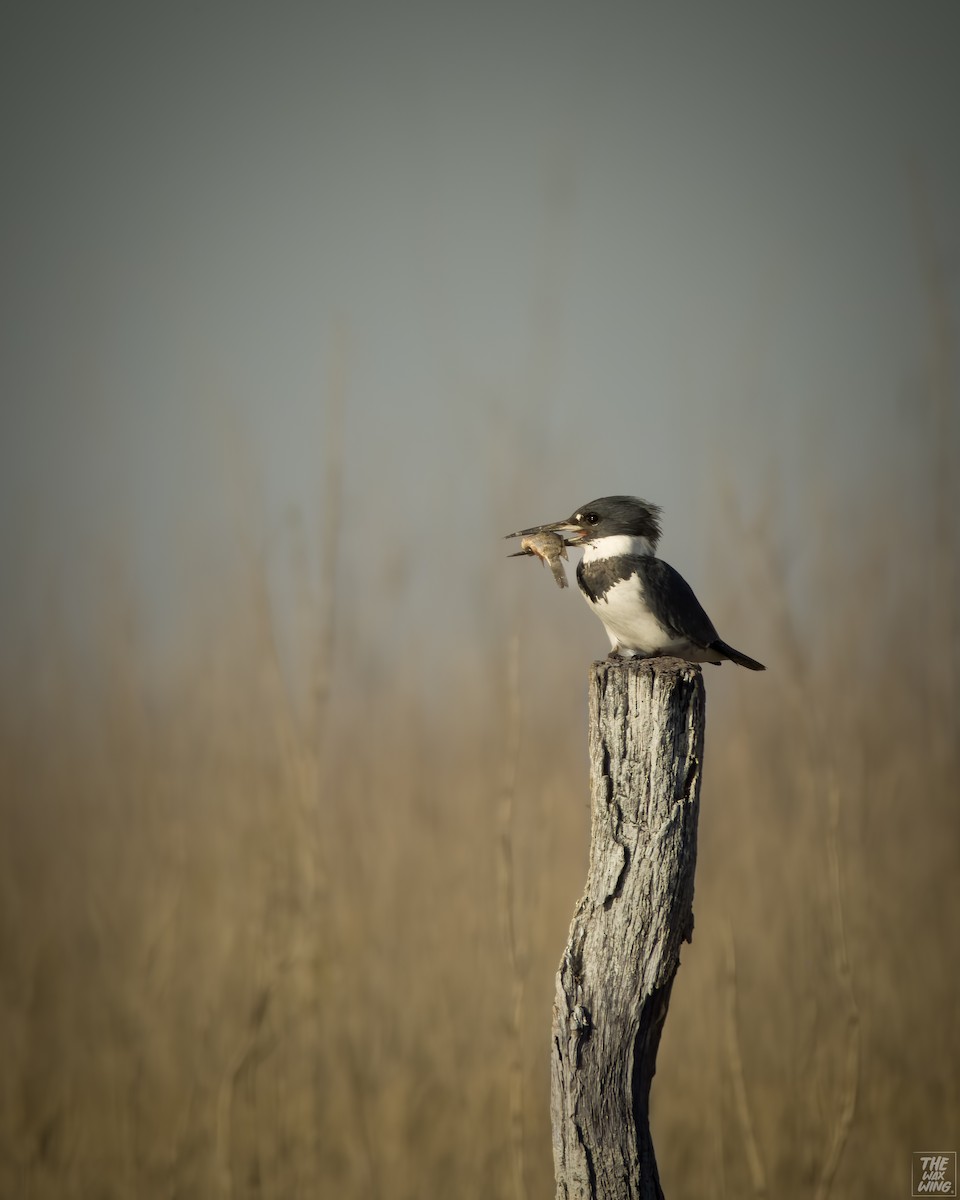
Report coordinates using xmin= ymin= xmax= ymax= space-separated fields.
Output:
xmin=551 ymin=658 xmax=705 ymax=1200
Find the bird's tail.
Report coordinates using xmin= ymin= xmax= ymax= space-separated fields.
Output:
xmin=712 ymin=639 xmax=766 ymax=671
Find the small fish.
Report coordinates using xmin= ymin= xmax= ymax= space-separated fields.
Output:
xmin=505 ymin=528 xmax=571 ymax=589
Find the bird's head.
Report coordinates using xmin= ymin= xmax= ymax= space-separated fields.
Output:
xmin=505 ymin=495 xmax=662 ymax=554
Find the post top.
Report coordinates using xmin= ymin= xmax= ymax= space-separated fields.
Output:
xmin=592 ymin=656 xmax=704 ymax=680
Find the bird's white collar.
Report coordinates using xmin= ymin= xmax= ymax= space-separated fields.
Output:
xmin=581 ymin=535 xmax=657 ymax=562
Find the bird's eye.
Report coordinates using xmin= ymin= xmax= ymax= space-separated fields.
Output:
xmin=582 ymin=512 xmax=600 ymax=525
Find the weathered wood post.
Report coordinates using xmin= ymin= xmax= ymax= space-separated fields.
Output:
xmin=551 ymin=658 xmax=705 ymax=1200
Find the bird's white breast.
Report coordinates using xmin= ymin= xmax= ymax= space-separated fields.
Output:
xmin=585 ymin=573 xmax=672 ymax=654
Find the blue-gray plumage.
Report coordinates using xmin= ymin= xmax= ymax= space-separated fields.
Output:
xmin=505 ymin=495 xmax=765 ymax=670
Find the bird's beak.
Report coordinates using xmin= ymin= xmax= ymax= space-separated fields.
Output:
xmin=503 ymin=519 xmax=584 ymax=541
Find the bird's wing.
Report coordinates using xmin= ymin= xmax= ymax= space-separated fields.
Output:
xmin=641 ymin=557 xmax=720 ymax=647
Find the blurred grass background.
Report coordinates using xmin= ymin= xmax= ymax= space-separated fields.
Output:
xmin=1 ymin=428 xmax=957 ymax=1199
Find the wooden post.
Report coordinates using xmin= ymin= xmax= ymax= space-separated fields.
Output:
xmin=551 ymin=658 xmax=705 ymax=1200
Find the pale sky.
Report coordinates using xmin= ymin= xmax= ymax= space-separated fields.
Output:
xmin=2 ymin=1 xmax=958 ymax=682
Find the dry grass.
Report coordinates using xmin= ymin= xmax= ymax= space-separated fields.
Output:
xmin=0 ymin=471 xmax=957 ymax=1200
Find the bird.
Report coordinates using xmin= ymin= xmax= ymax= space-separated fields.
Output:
xmin=505 ymin=495 xmax=765 ymax=670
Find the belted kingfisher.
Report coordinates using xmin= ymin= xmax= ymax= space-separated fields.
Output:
xmin=505 ymin=495 xmax=765 ymax=670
